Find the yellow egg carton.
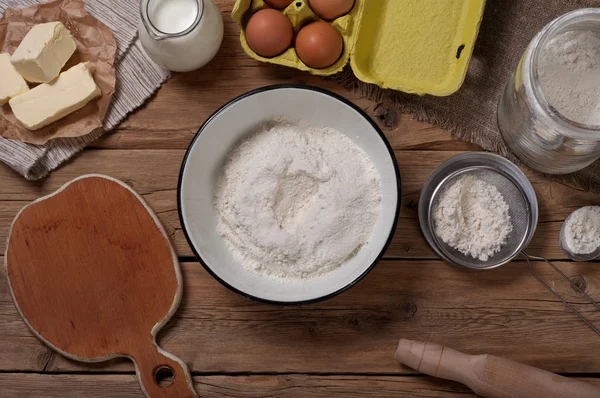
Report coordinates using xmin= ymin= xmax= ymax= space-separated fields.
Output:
xmin=232 ymin=0 xmax=486 ymax=96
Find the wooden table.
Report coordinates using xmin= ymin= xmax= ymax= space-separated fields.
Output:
xmin=2 ymin=2 xmax=600 ymax=396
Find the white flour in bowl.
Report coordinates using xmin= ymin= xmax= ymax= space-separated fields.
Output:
xmin=214 ymin=121 xmax=382 ymax=282
xmin=433 ymin=175 xmax=513 ymax=261
xmin=564 ymin=206 xmax=600 ymax=255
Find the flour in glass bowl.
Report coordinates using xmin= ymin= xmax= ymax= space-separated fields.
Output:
xmin=564 ymin=206 xmax=600 ymax=255
xmin=214 ymin=121 xmax=382 ymax=282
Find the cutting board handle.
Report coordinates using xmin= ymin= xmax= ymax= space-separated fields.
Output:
xmin=395 ymin=339 xmax=600 ymax=398
xmin=132 ymin=343 xmax=197 ymax=398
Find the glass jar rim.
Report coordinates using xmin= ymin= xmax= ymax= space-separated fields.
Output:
xmin=528 ymin=8 xmax=600 ymax=140
xmin=141 ymin=0 xmax=204 ymax=40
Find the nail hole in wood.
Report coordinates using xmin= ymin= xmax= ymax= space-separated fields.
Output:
xmin=154 ymin=365 xmax=175 ymax=387
xmin=374 ymin=103 xmax=399 ymax=130
xmin=456 ymin=44 xmax=465 ymax=59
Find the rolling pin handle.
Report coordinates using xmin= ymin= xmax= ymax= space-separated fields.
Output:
xmin=396 ymin=339 xmax=600 ymax=398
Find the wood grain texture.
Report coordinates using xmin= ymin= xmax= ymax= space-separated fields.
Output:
xmin=1 ymin=373 xmax=600 ymax=398
xmin=0 ymin=373 xmax=484 ymax=397
xmin=92 ymin=104 xmax=475 ymax=151
xmin=2 ymin=259 xmax=600 ymax=374
xmin=5 ymin=176 xmax=196 ymax=397
xmin=0 ymin=150 xmax=594 ymax=261
xmin=1 ymin=0 xmax=600 ymax=395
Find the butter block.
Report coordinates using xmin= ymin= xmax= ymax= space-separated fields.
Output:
xmin=0 ymin=53 xmax=29 ymax=105
xmin=11 ymin=21 xmax=77 ymax=83
xmin=9 ymin=62 xmax=101 ymax=131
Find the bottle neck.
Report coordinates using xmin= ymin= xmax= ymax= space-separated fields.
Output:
xmin=140 ymin=0 xmax=204 ymax=41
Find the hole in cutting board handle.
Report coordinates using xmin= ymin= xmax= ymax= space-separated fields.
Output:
xmin=456 ymin=44 xmax=465 ymax=59
xmin=154 ymin=365 xmax=175 ymax=387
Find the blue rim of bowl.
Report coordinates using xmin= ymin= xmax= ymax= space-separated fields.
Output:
xmin=177 ymin=84 xmax=402 ymax=305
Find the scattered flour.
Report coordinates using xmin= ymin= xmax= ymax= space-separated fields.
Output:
xmin=215 ymin=121 xmax=382 ymax=282
xmin=538 ymin=30 xmax=600 ymax=126
xmin=564 ymin=206 xmax=600 ymax=255
xmin=433 ymin=175 xmax=513 ymax=262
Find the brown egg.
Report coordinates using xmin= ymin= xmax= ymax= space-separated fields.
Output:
xmin=295 ymin=22 xmax=343 ymax=69
xmin=245 ymin=9 xmax=294 ymax=57
xmin=308 ymin=0 xmax=354 ymax=20
xmin=264 ymin=0 xmax=294 ymax=9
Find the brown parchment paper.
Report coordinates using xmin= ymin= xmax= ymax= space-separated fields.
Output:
xmin=0 ymin=0 xmax=116 ymax=145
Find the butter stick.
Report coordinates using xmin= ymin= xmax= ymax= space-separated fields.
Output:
xmin=9 ymin=62 xmax=101 ymax=131
xmin=0 ymin=54 xmax=29 ymax=105
xmin=11 ymin=21 xmax=77 ymax=83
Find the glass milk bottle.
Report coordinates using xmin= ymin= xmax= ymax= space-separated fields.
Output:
xmin=497 ymin=9 xmax=600 ymax=174
xmin=139 ymin=0 xmax=224 ymax=72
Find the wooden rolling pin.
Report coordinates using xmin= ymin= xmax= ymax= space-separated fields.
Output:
xmin=395 ymin=339 xmax=600 ymax=398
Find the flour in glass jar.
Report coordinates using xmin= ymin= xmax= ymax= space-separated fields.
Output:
xmin=214 ymin=120 xmax=382 ymax=282
xmin=538 ymin=30 xmax=600 ymax=126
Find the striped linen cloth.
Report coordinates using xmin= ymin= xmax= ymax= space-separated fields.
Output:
xmin=0 ymin=0 xmax=170 ymax=180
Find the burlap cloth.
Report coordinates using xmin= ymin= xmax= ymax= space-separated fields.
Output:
xmin=331 ymin=0 xmax=600 ymax=194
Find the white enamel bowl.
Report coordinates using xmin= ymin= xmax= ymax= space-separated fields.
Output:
xmin=178 ymin=85 xmax=401 ymax=304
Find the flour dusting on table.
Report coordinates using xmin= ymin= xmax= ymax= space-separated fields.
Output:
xmin=215 ymin=120 xmax=382 ymax=282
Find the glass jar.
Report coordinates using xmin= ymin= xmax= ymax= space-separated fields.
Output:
xmin=498 ymin=9 xmax=600 ymax=174
xmin=139 ymin=0 xmax=224 ymax=72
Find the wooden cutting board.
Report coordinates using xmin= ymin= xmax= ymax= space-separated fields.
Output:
xmin=4 ymin=174 xmax=197 ymax=398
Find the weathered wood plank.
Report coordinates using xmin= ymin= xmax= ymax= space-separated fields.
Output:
xmin=94 ymin=117 xmax=475 ymax=152
xmin=0 ymin=150 xmax=594 ymax=260
xmin=2 ymin=259 xmax=599 ymax=374
xmin=1 ymin=373 xmax=599 ymax=398
xmin=0 ymin=373 xmax=484 ymax=397
xmin=2 ymin=1 xmax=598 ymax=394
xmin=93 ymin=98 xmax=475 ymax=152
